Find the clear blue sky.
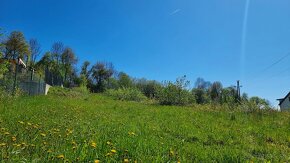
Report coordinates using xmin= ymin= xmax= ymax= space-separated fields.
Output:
xmin=1 ymin=0 xmax=290 ymax=106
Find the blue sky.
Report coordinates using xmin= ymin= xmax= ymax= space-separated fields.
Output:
xmin=1 ymin=0 xmax=290 ymax=106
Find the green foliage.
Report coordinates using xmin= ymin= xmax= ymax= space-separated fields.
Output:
xmin=135 ymin=79 xmax=162 ymax=99
xmin=0 ymin=94 xmax=289 ymax=162
xmin=220 ymin=87 xmax=237 ymax=104
xmin=156 ymin=76 xmax=195 ymax=105
xmin=61 ymin=47 xmax=77 ymax=82
xmin=105 ymin=87 xmax=147 ymax=102
xmin=48 ymin=86 xmax=89 ymax=98
xmin=209 ymin=81 xmax=223 ymax=102
xmin=90 ymin=62 xmax=114 ymax=92
xmin=2 ymin=31 xmax=30 ymax=60
xmin=117 ymin=72 xmax=133 ymax=88
xmin=192 ymin=88 xmax=210 ymax=104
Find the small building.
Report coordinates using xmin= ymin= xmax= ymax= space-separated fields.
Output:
xmin=277 ymin=92 xmax=290 ymax=111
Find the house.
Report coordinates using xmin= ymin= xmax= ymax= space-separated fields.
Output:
xmin=277 ymin=92 xmax=290 ymax=111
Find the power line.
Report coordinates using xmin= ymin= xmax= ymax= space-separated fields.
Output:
xmin=258 ymin=52 xmax=290 ymax=74
xmin=248 ymin=51 xmax=290 ymax=81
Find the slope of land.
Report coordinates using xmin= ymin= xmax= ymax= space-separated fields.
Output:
xmin=0 ymin=94 xmax=289 ymax=162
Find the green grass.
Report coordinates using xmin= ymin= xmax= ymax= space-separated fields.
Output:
xmin=0 ymin=93 xmax=289 ymax=162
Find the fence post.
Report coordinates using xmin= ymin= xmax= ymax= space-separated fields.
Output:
xmin=13 ymin=58 xmax=19 ymax=95
xmin=38 ymin=74 xmax=41 ymax=95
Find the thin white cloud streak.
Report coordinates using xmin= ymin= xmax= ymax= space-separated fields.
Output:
xmin=170 ymin=9 xmax=181 ymax=15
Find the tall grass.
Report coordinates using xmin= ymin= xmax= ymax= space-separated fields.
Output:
xmin=0 ymin=94 xmax=289 ymax=162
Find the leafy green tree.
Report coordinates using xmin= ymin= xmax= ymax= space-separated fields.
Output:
xmin=3 ymin=31 xmax=30 ymax=60
xmin=61 ymin=47 xmax=77 ymax=83
xmin=81 ymin=61 xmax=90 ymax=79
xmin=192 ymin=88 xmax=209 ymax=104
xmin=36 ymin=52 xmax=54 ymax=84
xmin=157 ymin=76 xmax=194 ymax=105
xmin=118 ymin=72 xmax=133 ymax=88
xmin=90 ymin=62 xmax=114 ymax=92
xmin=249 ymin=96 xmax=270 ymax=107
xmin=220 ymin=87 xmax=236 ymax=104
xmin=209 ymin=81 xmax=223 ymax=102
xmin=0 ymin=30 xmax=8 ymax=79
xmin=135 ymin=79 xmax=161 ymax=99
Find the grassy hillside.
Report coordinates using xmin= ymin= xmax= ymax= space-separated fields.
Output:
xmin=0 ymin=93 xmax=289 ymax=162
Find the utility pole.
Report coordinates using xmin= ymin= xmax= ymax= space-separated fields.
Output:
xmin=236 ymin=80 xmax=242 ymax=100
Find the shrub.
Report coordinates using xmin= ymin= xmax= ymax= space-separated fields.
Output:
xmin=48 ymin=86 xmax=89 ymax=98
xmin=156 ymin=76 xmax=195 ymax=106
xmin=105 ymin=88 xmax=147 ymax=102
xmin=135 ymin=79 xmax=162 ymax=99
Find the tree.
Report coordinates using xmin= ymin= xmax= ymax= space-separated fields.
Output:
xmin=61 ymin=47 xmax=77 ymax=83
xmin=156 ymin=76 xmax=194 ymax=105
xmin=118 ymin=72 xmax=133 ymax=88
xmin=90 ymin=62 xmax=114 ymax=92
xmin=51 ymin=42 xmax=64 ymax=64
xmin=29 ymin=38 xmax=41 ymax=66
xmin=209 ymin=81 xmax=223 ymax=102
xmin=36 ymin=52 xmax=54 ymax=84
xmin=81 ymin=61 xmax=90 ymax=79
xmin=194 ymin=77 xmax=211 ymax=90
xmin=3 ymin=31 xmax=30 ymax=60
xmin=220 ymin=87 xmax=236 ymax=104
xmin=47 ymin=42 xmax=64 ymax=86
xmin=249 ymin=97 xmax=270 ymax=106
xmin=192 ymin=88 xmax=209 ymax=104
xmin=135 ymin=78 xmax=161 ymax=99
xmin=0 ymin=29 xmax=9 ymax=79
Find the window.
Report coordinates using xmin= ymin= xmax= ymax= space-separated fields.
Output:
xmin=289 ymin=97 xmax=290 ymax=101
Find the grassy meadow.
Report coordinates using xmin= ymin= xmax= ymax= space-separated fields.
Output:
xmin=0 ymin=92 xmax=289 ymax=162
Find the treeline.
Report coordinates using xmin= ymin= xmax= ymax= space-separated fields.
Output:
xmin=0 ymin=30 xmax=270 ymax=108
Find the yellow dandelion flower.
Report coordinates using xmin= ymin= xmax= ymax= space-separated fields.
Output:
xmin=124 ymin=158 xmax=129 ymax=163
xmin=91 ymin=142 xmax=97 ymax=148
xmin=105 ymin=153 xmax=112 ymax=157
xmin=12 ymin=136 xmax=16 ymax=142
xmin=4 ymin=132 xmax=10 ymax=135
xmin=106 ymin=141 xmax=112 ymax=145
xmin=47 ymin=149 xmax=52 ymax=153
xmin=169 ymin=149 xmax=174 ymax=156
xmin=72 ymin=146 xmax=76 ymax=150
xmin=111 ymin=149 xmax=117 ymax=153
xmin=177 ymin=161 xmax=181 ymax=163
xmin=40 ymin=133 xmax=46 ymax=137
xmin=27 ymin=122 xmax=32 ymax=126
xmin=128 ymin=132 xmax=136 ymax=136
xmin=94 ymin=160 xmax=100 ymax=163
xmin=57 ymin=154 xmax=64 ymax=159
xmin=18 ymin=121 xmax=24 ymax=124
xmin=0 ymin=143 xmax=6 ymax=146
xmin=30 ymin=144 xmax=36 ymax=147
xmin=71 ymin=141 xmax=76 ymax=145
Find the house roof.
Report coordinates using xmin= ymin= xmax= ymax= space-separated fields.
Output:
xmin=277 ymin=92 xmax=290 ymax=105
